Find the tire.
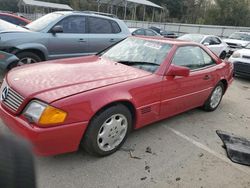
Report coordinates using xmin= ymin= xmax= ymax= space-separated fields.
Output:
xmin=13 ymin=51 xmax=42 ymax=68
xmin=202 ymin=82 xmax=224 ymax=111
xmin=82 ymin=104 xmax=132 ymax=156
xmin=0 ymin=135 xmax=36 ymax=188
xmin=219 ymin=51 xmax=227 ymax=59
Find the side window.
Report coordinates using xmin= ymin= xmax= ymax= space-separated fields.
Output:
xmin=145 ymin=29 xmax=157 ymax=36
xmin=133 ymin=29 xmax=145 ymax=36
xmin=110 ymin=20 xmax=121 ymax=33
xmin=203 ymin=37 xmax=212 ymax=45
xmin=56 ymin=16 xmax=86 ymax=33
xmin=212 ymin=37 xmax=221 ymax=44
xmin=88 ymin=17 xmax=112 ymax=34
xmin=172 ymin=46 xmax=215 ymax=70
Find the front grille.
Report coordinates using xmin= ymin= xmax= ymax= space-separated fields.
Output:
xmin=242 ymin=55 xmax=250 ymax=59
xmin=2 ymin=87 xmax=24 ymax=112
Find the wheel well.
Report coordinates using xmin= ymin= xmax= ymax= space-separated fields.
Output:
xmin=92 ymin=101 xmax=136 ymax=129
xmin=220 ymin=79 xmax=228 ymax=93
xmin=16 ymin=49 xmax=46 ymax=61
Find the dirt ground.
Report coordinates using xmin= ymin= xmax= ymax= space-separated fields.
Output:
xmin=0 ymin=76 xmax=250 ymax=188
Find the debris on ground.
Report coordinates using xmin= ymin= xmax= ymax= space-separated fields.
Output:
xmin=146 ymin=146 xmax=152 ymax=154
xmin=199 ymin=153 xmax=204 ymax=158
xmin=216 ymin=130 xmax=250 ymax=166
xmin=140 ymin=177 xmax=147 ymax=181
xmin=129 ymin=151 xmax=142 ymax=160
xmin=193 ymin=134 xmax=200 ymax=139
xmin=145 ymin=165 xmax=150 ymax=173
xmin=176 ymin=177 xmax=181 ymax=181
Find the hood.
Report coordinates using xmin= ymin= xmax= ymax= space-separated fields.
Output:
xmin=0 ymin=19 xmax=29 ymax=33
xmin=6 ymin=56 xmax=151 ymax=103
xmin=223 ymin=38 xmax=249 ymax=47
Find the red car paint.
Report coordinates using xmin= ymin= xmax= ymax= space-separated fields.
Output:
xmin=0 ymin=37 xmax=233 ymax=156
xmin=0 ymin=13 xmax=31 ymax=26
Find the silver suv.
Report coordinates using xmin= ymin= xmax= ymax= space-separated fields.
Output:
xmin=0 ymin=11 xmax=130 ymax=68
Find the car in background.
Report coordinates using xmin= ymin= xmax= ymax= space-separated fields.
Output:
xmin=129 ymin=27 xmax=161 ymax=37
xmin=0 ymin=37 xmax=233 ymax=157
xmin=0 ymin=12 xmax=31 ymax=26
xmin=0 ymin=11 xmax=130 ymax=69
xmin=228 ymin=43 xmax=250 ymax=77
xmin=0 ymin=51 xmax=19 ymax=72
xmin=223 ymin=32 xmax=250 ymax=55
xmin=178 ymin=34 xmax=229 ymax=59
xmin=149 ymin=26 xmax=178 ymax=38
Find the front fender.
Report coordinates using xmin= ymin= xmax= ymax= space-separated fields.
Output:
xmin=14 ymin=43 xmax=48 ymax=60
xmin=51 ymin=87 xmax=136 ymax=125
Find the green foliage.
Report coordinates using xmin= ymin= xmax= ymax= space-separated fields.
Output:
xmin=205 ymin=0 xmax=250 ymax=26
xmin=1 ymin=0 xmax=250 ymax=26
xmin=1 ymin=0 xmax=19 ymax=12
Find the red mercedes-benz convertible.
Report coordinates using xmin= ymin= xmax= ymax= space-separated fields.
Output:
xmin=0 ymin=37 xmax=233 ymax=156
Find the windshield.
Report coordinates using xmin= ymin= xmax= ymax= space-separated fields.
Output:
xmin=102 ymin=37 xmax=172 ymax=72
xmin=178 ymin=34 xmax=204 ymax=43
xmin=246 ymin=43 xmax=250 ymax=49
xmin=0 ymin=19 xmax=27 ymax=31
xmin=229 ymin=33 xmax=250 ymax=41
xmin=26 ymin=13 xmax=63 ymax=31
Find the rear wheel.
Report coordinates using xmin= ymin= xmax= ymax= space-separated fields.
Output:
xmin=82 ymin=104 xmax=132 ymax=156
xmin=202 ymin=82 xmax=224 ymax=111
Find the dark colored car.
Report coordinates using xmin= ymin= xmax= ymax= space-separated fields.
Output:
xmin=149 ymin=26 xmax=178 ymax=38
xmin=0 ymin=37 xmax=233 ymax=156
xmin=129 ymin=27 xmax=162 ymax=37
xmin=0 ymin=12 xmax=31 ymax=26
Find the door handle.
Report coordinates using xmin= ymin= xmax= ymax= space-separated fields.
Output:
xmin=203 ymin=75 xmax=211 ymax=80
xmin=109 ymin=39 xmax=115 ymax=42
xmin=78 ymin=38 xmax=86 ymax=42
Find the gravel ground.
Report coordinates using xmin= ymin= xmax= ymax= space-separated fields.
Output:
xmin=0 ymin=77 xmax=250 ymax=188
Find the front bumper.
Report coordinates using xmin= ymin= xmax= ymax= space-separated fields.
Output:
xmin=229 ymin=58 xmax=250 ymax=77
xmin=0 ymin=104 xmax=88 ymax=156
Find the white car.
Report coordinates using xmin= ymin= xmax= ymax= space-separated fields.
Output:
xmin=178 ymin=34 xmax=229 ymax=59
xmin=223 ymin=32 xmax=250 ymax=55
xmin=228 ymin=43 xmax=250 ymax=77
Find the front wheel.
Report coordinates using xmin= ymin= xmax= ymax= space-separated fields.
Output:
xmin=10 ymin=51 xmax=42 ymax=69
xmin=202 ymin=82 xmax=224 ymax=111
xmin=82 ymin=104 xmax=132 ymax=156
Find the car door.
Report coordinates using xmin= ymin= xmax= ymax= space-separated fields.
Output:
xmin=86 ymin=16 xmax=123 ymax=54
xmin=47 ymin=15 xmax=89 ymax=60
xmin=160 ymin=45 xmax=218 ymax=119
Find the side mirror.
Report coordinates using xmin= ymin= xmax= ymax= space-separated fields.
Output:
xmin=166 ymin=64 xmax=190 ymax=77
xmin=51 ymin=25 xmax=63 ymax=34
xmin=203 ymin=42 xmax=210 ymax=46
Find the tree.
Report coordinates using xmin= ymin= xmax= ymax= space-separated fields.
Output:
xmin=205 ymin=0 xmax=250 ymax=26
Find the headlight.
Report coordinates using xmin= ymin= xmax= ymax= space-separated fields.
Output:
xmin=232 ymin=52 xmax=241 ymax=58
xmin=23 ymin=101 xmax=67 ymax=126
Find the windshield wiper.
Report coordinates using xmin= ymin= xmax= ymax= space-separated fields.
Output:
xmin=118 ymin=61 xmax=160 ymax=66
